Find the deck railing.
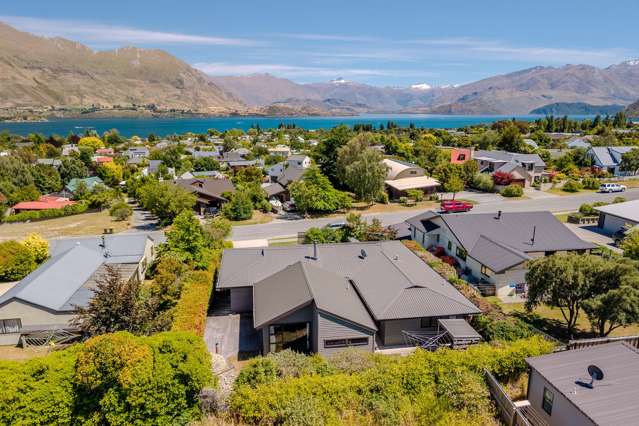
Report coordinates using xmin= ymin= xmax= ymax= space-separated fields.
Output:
xmin=567 ymin=335 xmax=639 ymax=350
xmin=484 ymin=370 xmax=539 ymax=426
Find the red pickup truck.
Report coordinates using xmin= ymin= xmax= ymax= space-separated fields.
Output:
xmin=440 ymin=200 xmax=473 ymax=213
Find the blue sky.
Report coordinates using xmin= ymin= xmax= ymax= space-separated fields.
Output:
xmin=2 ymin=0 xmax=638 ymax=87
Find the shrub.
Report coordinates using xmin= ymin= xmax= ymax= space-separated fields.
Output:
xmin=3 ymin=202 xmax=88 ymax=223
xmin=492 ymin=171 xmax=514 ymax=186
xmin=21 ymin=233 xmax=49 ymax=263
xmin=405 ymin=189 xmax=424 ymax=202
xmin=398 ymin=196 xmax=408 ymax=205
xmin=303 ymin=227 xmax=343 ymax=244
xmin=578 ymin=203 xmax=597 ymax=216
xmin=471 ymin=314 xmax=535 ymax=342
xmin=500 ymin=184 xmax=523 ymax=197
xmin=562 ymin=179 xmax=583 ymax=192
xmin=0 ymin=332 xmax=213 ymax=425
xmin=472 ymin=173 xmax=495 ymax=192
xmin=171 ymin=251 xmax=219 ymax=336
xmin=222 ymin=190 xmax=253 ymax=221
xmin=235 ymin=357 xmax=279 ymax=388
xmin=582 ymin=176 xmax=601 ymax=189
xmin=109 ymin=201 xmax=133 ymax=221
xmin=375 ymin=191 xmax=389 ymax=204
xmin=613 ymin=196 xmax=626 ymax=204
xmin=0 ymin=240 xmax=36 ymax=281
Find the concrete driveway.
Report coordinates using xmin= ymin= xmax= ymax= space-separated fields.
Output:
xmin=565 ymin=223 xmax=622 ymax=253
xmin=204 ymin=314 xmax=260 ymax=361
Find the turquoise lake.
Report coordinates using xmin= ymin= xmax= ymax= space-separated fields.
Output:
xmin=0 ymin=114 xmax=592 ymax=137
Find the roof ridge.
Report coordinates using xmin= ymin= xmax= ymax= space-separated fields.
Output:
xmin=473 ymin=234 xmax=531 ymax=259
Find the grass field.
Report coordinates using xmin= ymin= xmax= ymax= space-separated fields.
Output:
xmin=230 ymin=210 xmax=274 ymax=226
xmin=0 ymin=210 xmax=130 ymax=241
xmin=0 ymin=346 xmax=53 ymax=361
xmin=488 ymin=298 xmax=639 ymax=340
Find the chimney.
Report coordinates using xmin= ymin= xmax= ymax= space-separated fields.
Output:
xmin=496 ymin=210 xmax=502 ymax=220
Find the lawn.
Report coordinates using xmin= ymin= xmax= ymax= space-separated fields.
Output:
xmin=553 ymin=212 xmax=571 ymax=223
xmin=230 ymin=210 xmax=274 ymax=226
xmin=489 ymin=298 xmax=639 ymax=341
xmin=0 ymin=210 xmax=130 ymax=241
xmin=546 ymin=187 xmax=597 ymax=196
xmin=0 ymin=346 xmax=53 ymax=361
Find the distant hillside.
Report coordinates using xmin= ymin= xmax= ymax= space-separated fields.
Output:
xmin=627 ymin=100 xmax=639 ymax=117
xmin=530 ymin=102 xmax=624 ymax=115
xmin=0 ymin=22 xmax=244 ymax=115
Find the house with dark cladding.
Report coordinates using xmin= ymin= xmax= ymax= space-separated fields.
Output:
xmin=216 ymin=241 xmax=480 ymax=355
xmin=405 ymin=211 xmax=596 ymax=298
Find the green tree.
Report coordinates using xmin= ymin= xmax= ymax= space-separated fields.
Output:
xmin=337 ymin=135 xmax=386 ymax=203
xmin=620 ymin=231 xmax=639 ymax=260
xmin=31 ymin=164 xmax=62 ymax=194
xmin=59 ymin=157 xmax=88 ymax=183
xmin=164 ymin=210 xmax=211 ymax=268
xmin=77 ymin=136 xmax=104 ymax=152
xmin=498 ymin=124 xmax=524 ymax=152
xmin=620 ymin=148 xmax=639 ymax=175
xmin=222 ymin=190 xmax=254 ymax=221
xmin=192 ymin=156 xmax=220 ymax=171
xmin=443 ymin=175 xmax=464 ymax=199
xmin=22 ymin=233 xmax=49 ymax=264
xmin=0 ymin=240 xmax=37 ymax=282
xmin=526 ymin=253 xmax=601 ymax=338
xmin=314 ymin=125 xmax=352 ymax=183
xmin=289 ymin=166 xmax=351 ymax=214
xmin=97 ymin=162 xmax=123 ymax=186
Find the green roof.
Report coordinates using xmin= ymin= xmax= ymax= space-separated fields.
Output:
xmin=65 ymin=176 xmax=104 ymax=193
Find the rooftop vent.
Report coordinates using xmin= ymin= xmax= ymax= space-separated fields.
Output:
xmin=360 ymin=249 xmax=367 ymax=259
xmin=576 ymin=365 xmax=604 ymax=389
xmin=495 ymin=210 xmax=502 ymax=220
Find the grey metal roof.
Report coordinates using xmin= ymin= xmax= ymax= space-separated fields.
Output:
xmin=474 ymin=150 xmax=546 ymax=167
xmin=595 ymin=199 xmax=639 ymax=223
xmin=589 ymin=146 xmax=634 ymax=167
xmin=438 ymin=318 xmax=482 ymax=339
xmin=253 ymin=261 xmax=376 ymax=331
xmin=526 ymin=342 xmax=639 ymax=426
xmin=407 ymin=211 xmax=595 ymax=271
xmin=50 ymin=234 xmax=150 ymax=264
xmin=219 ymin=241 xmax=479 ymax=321
xmin=61 ymin=263 xmax=138 ymax=310
xmin=0 ymin=245 xmax=105 ymax=311
xmin=276 ymin=166 xmax=305 ymax=186
xmin=263 ymin=182 xmax=286 ymax=197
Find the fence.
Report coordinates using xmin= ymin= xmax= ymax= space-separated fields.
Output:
xmin=483 ymin=370 xmax=532 ymax=426
xmin=567 ymin=335 xmax=639 ymax=350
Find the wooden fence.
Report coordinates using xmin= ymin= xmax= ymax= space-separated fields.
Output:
xmin=567 ymin=335 xmax=639 ymax=350
xmin=483 ymin=370 xmax=532 ymax=426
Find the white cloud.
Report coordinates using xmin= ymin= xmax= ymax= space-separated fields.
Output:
xmin=0 ymin=15 xmax=257 ymax=47
xmin=193 ymin=62 xmax=432 ymax=78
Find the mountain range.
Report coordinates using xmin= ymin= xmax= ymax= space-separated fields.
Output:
xmin=1 ymin=21 xmax=639 ymax=117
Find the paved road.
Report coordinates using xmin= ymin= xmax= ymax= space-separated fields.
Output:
xmin=231 ymin=189 xmax=639 ymax=241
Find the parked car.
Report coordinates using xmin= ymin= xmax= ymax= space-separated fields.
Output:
xmin=269 ymin=198 xmax=282 ymax=209
xmin=326 ymin=221 xmax=346 ymax=230
xmin=282 ymin=201 xmax=296 ymax=212
xmin=599 ymin=183 xmax=627 ymax=193
xmin=440 ymin=200 xmax=473 ymax=213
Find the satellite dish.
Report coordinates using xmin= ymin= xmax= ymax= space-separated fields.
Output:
xmin=360 ymin=249 xmax=367 ymax=258
xmin=588 ymin=365 xmax=604 ymax=381
xmin=576 ymin=365 xmax=604 ymax=389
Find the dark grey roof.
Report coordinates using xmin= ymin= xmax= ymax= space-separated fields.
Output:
xmin=526 ymin=342 xmax=639 ymax=426
xmin=253 ymin=261 xmax=376 ymax=331
xmin=405 ymin=210 xmax=440 ymax=233
xmin=173 ymin=178 xmax=235 ymax=201
xmin=438 ymin=318 xmax=482 ymax=339
xmin=263 ymin=182 xmax=286 ymax=197
xmin=406 ymin=211 xmax=595 ymax=271
xmin=589 ymin=146 xmax=634 ymax=167
xmin=276 ymin=166 xmax=305 ymax=186
xmin=219 ymin=241 xmax=479 ymax=321
xmin=474 ymin=150 xmax=545 ymax=167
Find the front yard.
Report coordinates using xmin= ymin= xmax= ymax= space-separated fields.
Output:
xmin=0 ymin=210 xmax=131 ymax=241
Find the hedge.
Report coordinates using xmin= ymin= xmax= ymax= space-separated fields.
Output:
xmin=0 ymin=240 xmax=36 ymax=281
xmin=229 ymin=337 xmax=554 ymax=425
xmin=0 ymin=331 xmax=213 ymax=425
xmin=3 ymin=202 xmax=88 ymax=223
xmin=171 ymin=250 xmax=220 ymax=335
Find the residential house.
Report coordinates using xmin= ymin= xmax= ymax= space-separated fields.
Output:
xmin=0 ymin=234 xmax=156 ymax=346
xmin=267 ymin=155 xmax=311 ymax=183
xmin=523 ymin=138 xmax=539 ymax=150
xmin=405 ymin=211 xmax=595 ymax=297
xmin=523 ymin=342 xmax=639 ymax=426
xmin=142 ymin=159 xmax=175 ymax=178
xmin=36 ymin=158 xmax=62 ymax=168
xmin=63 ymin=177 xmax=105 ymax=197
xmin=473 ymin=150 xmax=546 ymax=187
xmin=268 ymin=145 xmax=292 ymax=158
xmin=263 ymin=164 xmax=307 ymax=202
xmin=61 ymin=144 xmax=80 ymax=156
xmin=587 ymin=146 xmax=636 ymax=176
xmin=287 ymin=155 xmax=311 ymax=169
xmin=172 ymin=178 xmax=235 ymax=215
xmin=450 ymin=148 xmax=473 ymax=164
xmin=216 ymin=241 xmax=480 ymax=354
xmin=594 ymin=199 xmax=639 ymax=235
xmin=567 ymin=135 xmax=593 ymax=149
xmin=123 ymin=147 xmax=150 ymax=159
xmin=92 ymin=156 xmax=113 ymax=165
xmin=382 ymin=158 xmax=440 ymax=199
xmin=95 ymin=148 xmax=114 ymax=156
xmin=11 ymin=195 xmax=76 ymax=213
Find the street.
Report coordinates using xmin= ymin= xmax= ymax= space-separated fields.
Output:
xmin=231 ymin=188 xmax=639 ymax=241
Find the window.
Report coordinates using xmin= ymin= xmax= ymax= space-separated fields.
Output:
xmin=435 ymin=234 xmax=440 ymax=243
xmin=481 ymin=265 xmax=492 ymax=276
xmin=269 ymin=323 xmax=310 ymax=353
xmin=542 ymin=387 xmax=554 ymax=415
xmin=420 ymin=317 xmax=436 ymax=328
xmin=0 ymin=319 xmax=21 ymax=334
xmin=447 ymin=241 xmax=452 ymax=251
xmin=456 ymin=247 xmax=467 ymax=261
xmin=458 ymin=153 xmax=466 ymax=161
xmin=324 ymin=337 xmax=369 ymax=348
